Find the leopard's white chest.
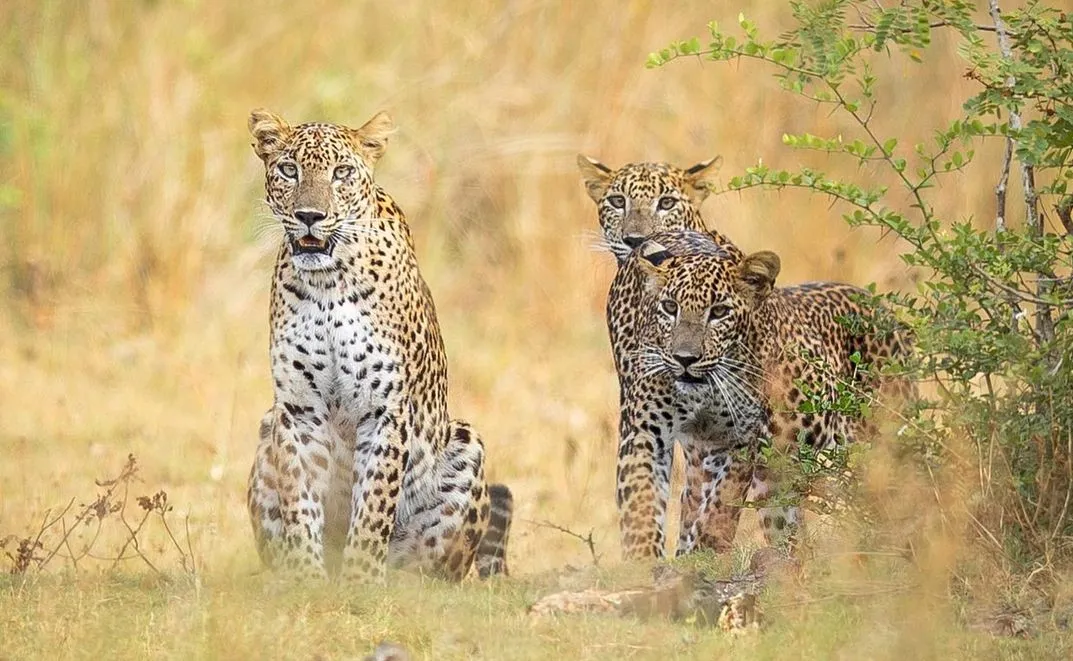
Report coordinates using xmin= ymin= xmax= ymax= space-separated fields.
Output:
xmin=272 ymin=291 xmax=400 ymax=425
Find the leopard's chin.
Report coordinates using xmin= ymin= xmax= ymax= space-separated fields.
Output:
xmin=673 ymin=375 xmax=710 ymax=396
xmin=291 ymin=251 xmax=336 ymax=272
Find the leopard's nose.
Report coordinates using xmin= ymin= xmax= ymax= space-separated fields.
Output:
xmin=295 ymin=209 xmax=327 ymax=227
xmin=673 ymin=353 xmax=699 ymax=369
xmin=623 ymin=235 xmax=645 ymax=249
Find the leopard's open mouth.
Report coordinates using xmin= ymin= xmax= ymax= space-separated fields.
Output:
xmin=293 ymin=235 xmax=329 ymax=254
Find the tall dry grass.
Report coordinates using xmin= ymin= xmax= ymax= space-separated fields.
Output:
xmin=2 ymin=2 xmax=1058 ymax=658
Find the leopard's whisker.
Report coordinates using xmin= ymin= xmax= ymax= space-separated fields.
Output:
xmin=706 ymin=370 xmax=741 ymax=430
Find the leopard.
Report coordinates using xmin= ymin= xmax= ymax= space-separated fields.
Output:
xmin=611 ymin=230 xmax=910 ymax=560
xmin=244 ymin=108 xmax=512 ymax=583
xmin=577 ymin=155 xmax=745 ymax=559
xmin=576 ymin=154 xmax=741 ymax=264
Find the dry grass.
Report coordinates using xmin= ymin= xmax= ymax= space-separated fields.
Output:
xmin=0 ymin=1 xmax=1068 ymax=659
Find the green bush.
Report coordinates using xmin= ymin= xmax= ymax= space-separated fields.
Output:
xmin=650 ymin=0 xmax=1073 ymax=571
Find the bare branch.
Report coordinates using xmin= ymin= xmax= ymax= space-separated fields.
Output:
xmin=1057 ymin=197 xmax=1073 ymax=237
xmin=989 ymin=0 xmax=1055 ymax=347
xmin=849 ymin=21 xmax=997 ymax=33
xmin=526 ymin=519 xmax=600 ymax=567
xmin=970 ymin=263 xmax=1072 ymax=308
xmin=995 ymin=137 xmax=1013 ymax=235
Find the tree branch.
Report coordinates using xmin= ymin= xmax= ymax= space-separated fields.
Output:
xmin=995 ymin=137 xmax=1013 ymax=236
xmin=989 ymin=0 xmax=1055 ymax=347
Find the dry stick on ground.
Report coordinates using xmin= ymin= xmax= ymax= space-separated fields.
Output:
xmin=1 ymin=499 xmax=73 ymax=572
xmin=34 ymin=455 xmax=137 ymax=570
xmin=525 ymin=519 xmax=600 ymax=567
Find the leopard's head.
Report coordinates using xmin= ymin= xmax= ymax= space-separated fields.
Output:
xmin=632 ymin=230 xmax=780 ymax=393
xmin=249 ymin=109 xmax=395 ymax=272
xmin=577 ymin=156 xmax=721 ymax=263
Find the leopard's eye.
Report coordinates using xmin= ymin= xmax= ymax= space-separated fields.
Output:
xmin=333 ymin=165 xmax=354 ymax=181
xmin=657 ymin=196 xmax=677 ymax=211
xmin=607 ymin=194 xmax=626 ymax=210
xmin=278 ymin=162 xmax=298 ymax=179
xmin=708 ymin=304 xmax=732 ymax=322
xmin=659 ymin=299 xmax=679 ymax=317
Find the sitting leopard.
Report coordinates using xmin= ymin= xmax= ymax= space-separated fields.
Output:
xmin=613 ymin=230 xmax=909 ymax=559
xmin=245 ymin=109 xmax=511 ymax=582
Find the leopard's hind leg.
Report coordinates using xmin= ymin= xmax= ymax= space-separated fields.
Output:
xmin=247 ymin=411 xmax=283 ymax=568
xmin=389 ymin=420 xmax=492 ymax=581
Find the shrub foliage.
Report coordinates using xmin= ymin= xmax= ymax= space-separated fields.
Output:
xmin=650 ymin=0 xmax=1073 ymax=570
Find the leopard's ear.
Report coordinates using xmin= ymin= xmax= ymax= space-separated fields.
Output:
xmin=737 ymin=250 xmax=780 ymax=301
xmin=248 ymin=109 xmax=292 ymax=162
xmin=636 ymin=238 xmax=673 ymax=289
xmin=577 ymin=154 xmax=614 ymax=203
xmin=683 ymin=156 xmax=722 ymax=203
xmin=350 ymin=111 xmax=396 ymax=164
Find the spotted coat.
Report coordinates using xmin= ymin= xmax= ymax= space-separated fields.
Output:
xmin=245 ymin=109 xmax=511 ymax=582
xmin=612 ymin=230 xmax=910 ymax=559
xmin=576 ymin=155 xmax=741 ymax=263
xmin=578 ymin=156 xmax=742 ymax=559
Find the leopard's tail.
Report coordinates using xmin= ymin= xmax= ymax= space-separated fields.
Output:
xmin=475 ymin=483 xmax=513 ymax=578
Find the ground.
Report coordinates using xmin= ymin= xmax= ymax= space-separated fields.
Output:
xmin=2 ymin=563 xmax=1070 ymax=660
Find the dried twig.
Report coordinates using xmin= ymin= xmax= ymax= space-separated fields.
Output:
xmin=526 ymin=518 xmax=600 ymax=567
xmin=0 ymin=454 xmax=196 ymax=578
xmin=969 ymin=263 xmax=1072 ymax=308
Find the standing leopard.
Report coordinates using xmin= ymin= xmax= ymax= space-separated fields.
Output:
xmin=245 ymin=109 xmax=511 ymax=582
xmin=614 ymin=230 xmax=909 ymax=559
xmin=578 ymin=155 xmax=743 ymax=559
xmin=576 ymin=155 xmax=741 ymax=264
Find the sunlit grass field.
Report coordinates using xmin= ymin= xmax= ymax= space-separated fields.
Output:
xmin=1 ymin=1 xmax=1070 ymax=658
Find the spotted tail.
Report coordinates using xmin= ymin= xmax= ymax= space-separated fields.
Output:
xmin=476 ymin=483 xmax=513 ymax=578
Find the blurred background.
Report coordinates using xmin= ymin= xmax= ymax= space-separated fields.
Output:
xmin=0 ymin=0 xmax=995 ymax=575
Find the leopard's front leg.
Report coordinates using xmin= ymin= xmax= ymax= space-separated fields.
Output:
xmin=676 ymin=441 xmax=752 ymax=556
xmin=341 ymin=408 xmax=407 ymax=583
xmin=617 ymin=388 xmax=675 ymax=560
xmin=261 ymin=402 xmax=335 ymax=581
